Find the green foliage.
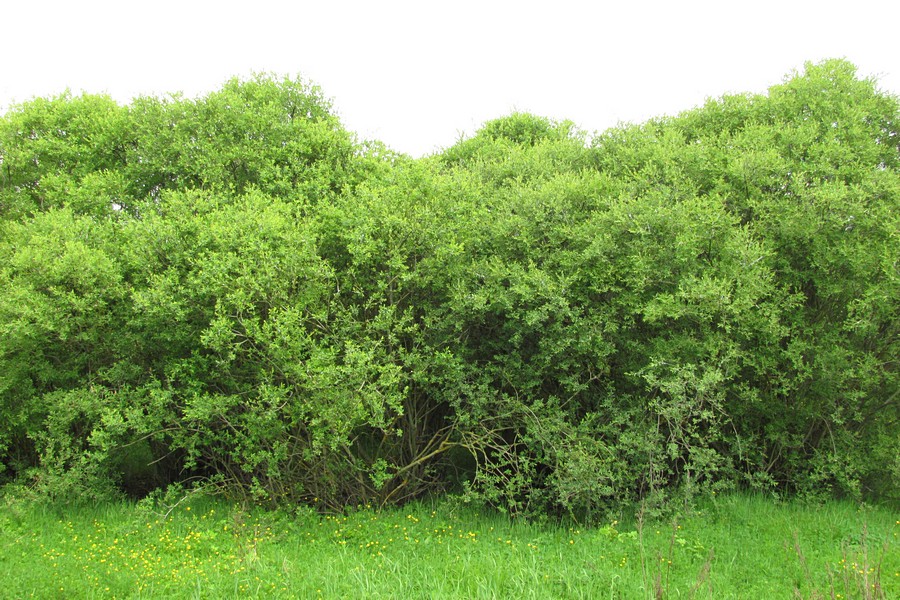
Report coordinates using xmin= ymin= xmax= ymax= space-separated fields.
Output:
xmin=667 ymin=60 xmax=900 ymax=502
xmin=0 ymin=92 xmax=129 ymax=219
xmin=123 ymin=74 xmax=360 ymax=204
xmin=0 ymin=60 xmax=896 ymax=516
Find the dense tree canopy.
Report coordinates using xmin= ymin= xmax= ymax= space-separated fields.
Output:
xmin=1 ymin=62 xmax=897 ymax=517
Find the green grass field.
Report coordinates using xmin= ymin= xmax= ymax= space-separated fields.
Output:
xmin=0 ymin=491 xmax=896 ymax=599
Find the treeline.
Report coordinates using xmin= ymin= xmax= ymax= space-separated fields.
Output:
xmin=0 ymin=60 xmax=897 ymax=517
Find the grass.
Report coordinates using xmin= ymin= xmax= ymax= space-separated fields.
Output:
xmin=0 ymin=490 xmax=896 ymax=599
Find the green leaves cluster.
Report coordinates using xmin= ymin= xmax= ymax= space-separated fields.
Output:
xmin=1 ymin=61 xmax=897 ymax=517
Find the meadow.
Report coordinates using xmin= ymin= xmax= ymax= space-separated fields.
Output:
xmin=1 ymin=492 xmax=896 ymax=599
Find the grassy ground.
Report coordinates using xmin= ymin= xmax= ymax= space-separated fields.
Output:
xmin=0 ymin=490 xmax=896 ymax=599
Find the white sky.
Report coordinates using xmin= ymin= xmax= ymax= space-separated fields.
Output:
xmin=2 ymin=0 xmax=898 ymax=157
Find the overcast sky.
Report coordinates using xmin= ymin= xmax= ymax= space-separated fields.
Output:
xmin=2 ymin=0 xmax=898 ymax=157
